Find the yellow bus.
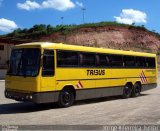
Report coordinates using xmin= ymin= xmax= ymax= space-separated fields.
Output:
xmin=5 ymin=42 xmax=158 ymax=107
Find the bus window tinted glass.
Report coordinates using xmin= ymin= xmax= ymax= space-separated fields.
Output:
xmin=124 ymin=56 xmax=136 ymax=67
xmin=136 ymin=57 xmax=146 ymax=67
xmin=42 ymin=50 xmax=54 ymax=76
xmin=97 ymin=54 xmax=111 ymax=67
xmin=146 ymin=58 xmax=155 ymax=68
xmin=57 ymin=51 xmax=78 ymax=67
xmin=81 ymin=53 xmax=95 ymax=66
xmin=8 ymin=48 xmax=40 ymax=77
xmin=110 ymin=55 xmax=123 ymax=67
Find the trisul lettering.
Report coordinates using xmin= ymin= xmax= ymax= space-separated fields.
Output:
xmin=87 ymin=70 xmax=105 ymax=76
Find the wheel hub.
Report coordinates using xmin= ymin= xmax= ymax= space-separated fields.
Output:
xmin=63 ymin=92 xmax=70 ymax=102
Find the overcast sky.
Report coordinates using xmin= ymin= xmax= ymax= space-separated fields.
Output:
xmin=0 ymin=0 xmax=159 ymax=34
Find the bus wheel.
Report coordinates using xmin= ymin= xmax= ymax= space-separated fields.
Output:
xmin=122 ymin=84 xmax=132 ymax=99
xmin=131 ymin=83 xmax=141 ymax=97
xmin=58 ymin=89 xmax=75 ymax=108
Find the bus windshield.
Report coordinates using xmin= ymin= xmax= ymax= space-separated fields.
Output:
xmin=7 ymin=48 xmax=41 ymax=77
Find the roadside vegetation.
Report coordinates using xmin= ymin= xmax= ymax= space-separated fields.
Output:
xmin=5 ymin=21 xmax=151 ymax=39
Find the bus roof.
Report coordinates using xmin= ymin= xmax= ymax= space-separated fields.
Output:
xmin=15 ymin=42 xmax=156 ymax=57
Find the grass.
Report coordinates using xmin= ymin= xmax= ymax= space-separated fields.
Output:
xmin=4 ymin=21 xmax=149 ymax=39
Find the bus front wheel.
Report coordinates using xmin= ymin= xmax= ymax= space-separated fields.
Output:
xmin=122 ymin=84 xmax=132 ymax=99
xmin=58 ymin=89 xmax=75 ymax=108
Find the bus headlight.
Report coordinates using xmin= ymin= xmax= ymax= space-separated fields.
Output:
xmin=26 ymin=96 xmax=29 ymax=99
xmin=29 ymin=95 xmax=33 ymax=99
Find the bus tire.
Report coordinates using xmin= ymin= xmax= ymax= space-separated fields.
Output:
xmin=131 ymin=83 xmax=141 ymax=97
xmin=122 ymin=84 xmax=132 ymax=99
xmin=58 ymin=89 xmax=75 ymax=108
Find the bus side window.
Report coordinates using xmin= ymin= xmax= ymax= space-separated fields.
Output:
xmin=146 ymin=57 xmax=156 ymax=68
xmin=79 ymin=54 xmax=83 ymax=65
xmin=57 ymin=51 xmax=78 ymax=67
xmin=124 ymin=56 xmax=136 ymax=67
xmin=81 ymin=53 xmax=96 ymax=67
xmin=42 ymin=50 xmax=54 ymax=76
xmin=110 ymin=55 xmax=123 ymax=67
xmin=136 ymin=57 xmax=145 ymax=68
xmin=97 ymin=54 xmax=111 ymax=67
xmin=96 ymin=55 xmax=100 ymax=66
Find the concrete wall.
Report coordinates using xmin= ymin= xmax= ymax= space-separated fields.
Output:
xmin=0 ymin=69 xmax=7 ymax=79
xmin=0 ymin=43 xmax=14 ymax=69
xmin=0 ymin=43 xmax=14 ymax=79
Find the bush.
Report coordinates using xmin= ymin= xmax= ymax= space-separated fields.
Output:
xmin=5 ymin=21 xmax=159 ymax=40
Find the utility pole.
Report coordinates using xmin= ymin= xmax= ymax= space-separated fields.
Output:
xmin=82 ymin=8 xmax=86 ymax=24
xmin=61 ymin=17 xmax=64 ymax=25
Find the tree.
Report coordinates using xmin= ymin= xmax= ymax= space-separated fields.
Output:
xmin=47 ymin=25 xmax=54 ymax=34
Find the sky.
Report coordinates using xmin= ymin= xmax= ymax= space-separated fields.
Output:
xmin=0 ymin=0 xmax=159 ymax=34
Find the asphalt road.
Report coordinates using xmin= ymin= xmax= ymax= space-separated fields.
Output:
xmin=0 ymin=74 xmax=160 ymax=127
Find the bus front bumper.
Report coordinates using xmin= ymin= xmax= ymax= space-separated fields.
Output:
xmin=4 ymin=89 xmax=59 ymax=104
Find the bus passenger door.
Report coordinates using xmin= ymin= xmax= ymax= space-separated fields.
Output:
xmin=41 ymin=50 xmax=55 ymax=92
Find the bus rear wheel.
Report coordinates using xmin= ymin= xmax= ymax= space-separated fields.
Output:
xmin=122 ymin=84 xmax=132 ymax=99
xmin=131 ymin=83 xmax=141 ymax=97
xmin=58 ymin=89 xmax=75 ymax=108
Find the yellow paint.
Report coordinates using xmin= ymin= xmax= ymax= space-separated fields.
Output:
xmin=5 ymin=42 xmax=157 ymax=93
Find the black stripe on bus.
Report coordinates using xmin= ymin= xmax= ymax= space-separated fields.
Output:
xmin=57 ymin=76 xmax=156 ymax=81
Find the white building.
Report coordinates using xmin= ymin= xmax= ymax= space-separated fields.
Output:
xmin=0 ymin=37 xmax=31 ymax=79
